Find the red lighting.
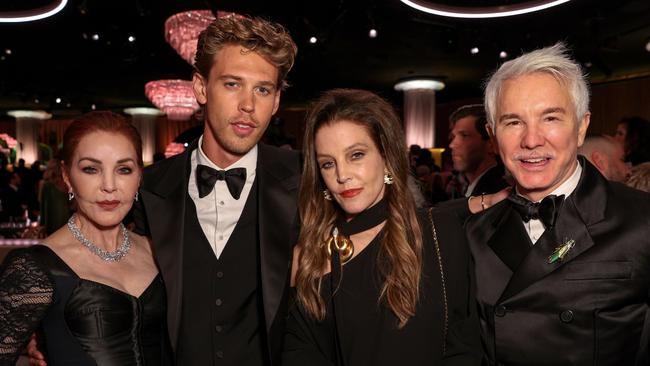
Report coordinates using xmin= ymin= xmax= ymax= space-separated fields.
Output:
xmin=164 ymin=10 xmax=242 ymax=65
xmin=144 ymin=80 xmax=200 ymax=120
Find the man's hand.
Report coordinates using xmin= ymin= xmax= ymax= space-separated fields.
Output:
xmin=26 ymin=333 xmax=47 ymax=366
xmin=468 ymin=187 xmax=511 ymax=214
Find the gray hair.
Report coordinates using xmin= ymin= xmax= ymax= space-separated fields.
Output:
xmin=484 ymin=42 xmax=590 ymax=130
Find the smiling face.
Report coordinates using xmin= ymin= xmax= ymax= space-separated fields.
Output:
xmin=315 ymin=120 xmax=386 ymax=218
xmin=63 ymin=131 xmax=141 ymax=228
xmin=193 ymin=44 xmax=281 ymax=167
xmin=494 ymin=72 xmax=590 ymax=201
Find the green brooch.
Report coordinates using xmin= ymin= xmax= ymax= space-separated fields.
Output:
xmin=547 ymin=239 xmax=575 ymax=264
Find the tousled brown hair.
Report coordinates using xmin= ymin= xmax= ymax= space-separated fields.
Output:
xmin=62 ymin=111 xmax=143 ymax=170
xmin=296 ymin=89 xmax=423 ymax=327
xmin=194 ymin=15 xmax=297 ymax=90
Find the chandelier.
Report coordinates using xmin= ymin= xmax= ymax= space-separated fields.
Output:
xmin=144 ymin=80 xmax=200 ymax=120
xmin=165 ymin=10 xmax=241 ymax=65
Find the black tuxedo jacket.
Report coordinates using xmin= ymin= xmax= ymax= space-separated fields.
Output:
xmin=466 ymin=158 xmax=650 ymax=365
xmin=133 ymin=141 xmax=301 ymax=364
xmin=468 ymin=164 xmax=510 ymax=197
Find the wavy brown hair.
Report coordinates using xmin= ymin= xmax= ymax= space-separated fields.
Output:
xmin=194 ymin=15 xmax=297 ymax=90
xmin=296 ymin=89 xmax=423 ymax=327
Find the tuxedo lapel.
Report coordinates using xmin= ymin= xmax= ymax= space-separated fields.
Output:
xmin=257 ymin=144 xmax=300 ymax=333
xmin=498 ymin=158 xmax=606 ymax=302
xmin=488 ymin=207 xmax=533 ymax=272
xmin=140 ymin=143 xmax=194 ymax=351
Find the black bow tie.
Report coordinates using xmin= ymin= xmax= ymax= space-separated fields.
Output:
xmin=196 ymin=165 xmax=247 ymax=200
xmin=508 ymin=193 xmax=565 ymax=229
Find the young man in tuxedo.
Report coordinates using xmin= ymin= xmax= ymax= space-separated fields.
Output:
xmin=466 ymin=43 xmax=650 ymax=365
xmin=134 ymin=16 xmax=299 ymax=365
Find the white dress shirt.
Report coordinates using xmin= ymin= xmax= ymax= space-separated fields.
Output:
xmin=187 ymin=136 xmax=257 ymax=258
xmin=518 ymin=161 xmax=582 ymax=244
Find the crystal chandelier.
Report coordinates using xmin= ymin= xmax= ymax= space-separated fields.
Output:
xmin=144 ymin=80 xmax=200 ymax=120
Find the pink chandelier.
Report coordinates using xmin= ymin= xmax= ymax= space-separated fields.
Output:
xmin=165 ymin=10 xmax=240 ymax=65
xmin=145 ymin=80 xmax=200 ymax=120
xmin=164 ymin=142 xmax=186 ymax=158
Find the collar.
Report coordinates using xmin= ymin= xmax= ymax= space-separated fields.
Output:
xmin=196 ymin=135 xmax=258 ymax=172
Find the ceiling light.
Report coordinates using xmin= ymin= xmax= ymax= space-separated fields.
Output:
xmin=369 ymin=29 xmax=378 ymax=38
xmin=91 ymin=104 xmax=96 ymax=110
xmin=128 ymin=35 xmax=136 ymax=42
xmin=5 ymin=49 xmax=11 ymax=55
xmin=499 ymin=51 xmax=508 ymax=59
xmin=309 ymin=36 xmax=318 ymax=44
xmin=0 ymin=0 xmax=68 ymax=23
xmin=34 ymin=98 xmax=40 ymax=104
xmin=124 ymin=107 xmax=164 ymax=116
xmin=394 ymin=79 xmax=445 ymax=91
xmin=145 ymin=79 xmax=200 ymax=120
xmin=471 ymin=47 xmax=479 ymax=55
xmin=646 ymin=40 xmax=650 ymax=53
xmin=91 ymin=33 xmax=99 ymax=41
xmin=55 ymin=97 xmax=62 ymax=104
xmin=7 ymin=110 xmax=52 ymax=119
xmin=400 ymin=0 xmax=571 ymax=19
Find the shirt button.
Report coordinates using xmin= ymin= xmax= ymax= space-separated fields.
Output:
xmin=215 ymin=298 xmax=223 ymax=306
xmin=219 ymin=201 xmax=225 ymax=206
xmin=218 ymin=235 xmax=223 ymax=240
xmin=215 ymin=325 xmax=223 ymax=333
xmin=216 ymin=350 xmax=223 ymax=359
xmin=494 ymin=305 xmax=507 ymax=317
xmin=216 ymin=271 xmax=224 ymax=278
xmin=560 ymin=310 xmax=574 ymax=323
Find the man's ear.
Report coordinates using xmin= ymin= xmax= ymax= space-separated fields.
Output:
xmin=272 ymin=89 xmax=281 ymax=116
xmin=485 ymin=124 xmax=499 ymax=155
xmin=590 ymin=151 xmax=607 ymax=174
xmin=192 ymin=72 xmax=208 ymax=105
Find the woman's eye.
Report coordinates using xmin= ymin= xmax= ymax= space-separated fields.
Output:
xmin=351 ymin=151 xmax=365 ymax=160
xmin=320 ymin=161 xmax=334 ymax=169
xmin=118 ymin=167 xmax=133 ymax=174
xmin=81 ymin=166 xmax=97 ymax=174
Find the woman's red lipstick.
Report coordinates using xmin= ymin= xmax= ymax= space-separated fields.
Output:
xmin=97 ymin=200 xmax=120 ymax=209
xmin=340 ymin=188 xmax=362 ymax=198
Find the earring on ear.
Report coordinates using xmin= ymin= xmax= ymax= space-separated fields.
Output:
xmin=383 ymin=170 xmax=394 ymax=185
xmin=68 ymin=191 xmax=75 ymax=201
xmin=134 ymin=192 xmax=139 ymax=202
xmin=323 ymin=189 xmax=332 ymax=201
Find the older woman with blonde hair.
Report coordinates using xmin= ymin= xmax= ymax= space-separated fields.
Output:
xmin=283 ymin=89 xmax=485 ymax=366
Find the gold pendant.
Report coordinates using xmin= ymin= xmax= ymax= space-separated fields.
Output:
xmin=325 ymin=227 xmax=354 ymax=263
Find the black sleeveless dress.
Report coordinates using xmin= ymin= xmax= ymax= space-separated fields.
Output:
xmin=0 ymin=245 xmax=173 ymax=366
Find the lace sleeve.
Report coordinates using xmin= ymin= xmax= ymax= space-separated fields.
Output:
xmin=0 ymin=249 xmax=54 ymax=364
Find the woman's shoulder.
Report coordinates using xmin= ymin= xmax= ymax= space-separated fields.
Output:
xmin=3 ymin=245 xmax=75 ymax=278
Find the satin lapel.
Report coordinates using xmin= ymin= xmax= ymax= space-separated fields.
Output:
xmin=140 ymin=145 xmax=193 ymax=351
xmin=488 ymin=207 xmax=533 ymax=272
xmin=257 ymin=144 xmax=300 ymax=333
xmin=498 ymin=158 xmax=605 ymax=302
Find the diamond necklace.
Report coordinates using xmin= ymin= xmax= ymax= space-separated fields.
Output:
xmin=67 ymin=214 xmax=131 ymax=262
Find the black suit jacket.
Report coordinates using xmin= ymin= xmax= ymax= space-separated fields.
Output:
xmin=133 ymin=141 xmax=301 ymax=364
xmin=466 ymin=158 xmax=650 ymax=365
xmin=467 ymin=164 xmax=510 ymax=197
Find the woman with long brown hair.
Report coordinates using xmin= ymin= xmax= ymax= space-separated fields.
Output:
xmin=283 ymin=89 xmax=485 ymax=365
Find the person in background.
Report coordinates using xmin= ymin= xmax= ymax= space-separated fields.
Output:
xmin=578 ymin=134 xmax=630 ymax=182
xmin=626 ymin=161 xmax=650 ymax=193
xmin=283 ymin=89 xmax=484 ymax=366
xmin=39 ymin=159 xmax=72 ymax=235
xmin=448 ymin=104 xmax=509 ymax=197
xmin=615 ymin=116 xmax=650 ymax=166
xmin=0 ymin=111 xmax=173 ymax=365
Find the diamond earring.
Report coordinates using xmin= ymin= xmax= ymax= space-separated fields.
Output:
xmin=323 ymin=189 xmax=332 ymax=201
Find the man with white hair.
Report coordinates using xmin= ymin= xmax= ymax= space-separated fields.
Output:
xmin=466 ymin=43 xmax=650 ymax=365
xmin=578 ymin=134 xmax=630 ymax=182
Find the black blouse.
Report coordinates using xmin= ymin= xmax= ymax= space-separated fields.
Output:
xmin=283 ymin=206 xmax=482 ymax=366
xmin=0 ymin=245 xmax=173 ymax=366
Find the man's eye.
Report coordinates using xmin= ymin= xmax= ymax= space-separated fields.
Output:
xmin=256 ymin=87 xmax=271 ymax=96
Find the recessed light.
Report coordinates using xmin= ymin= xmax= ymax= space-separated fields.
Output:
xmin=55 ymin=98 xmax=62 ymax=104
xmin=128 ymin=35 xmax=136 ymax=42
xmin=92 ymin=34 xmax=99 ymax=41
xmin=471 ymin=47 xmax=479 ymax=55
xmin=499 ymin=51 xmax=508 ymax=58
xmin=369 ymin=29 xmax=378 ymax=38
xmin=309 ymin=36 xmax=317 ymax=44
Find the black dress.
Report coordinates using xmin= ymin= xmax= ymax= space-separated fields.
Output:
xmin=283 ymin=206 xmax=482 ymax=366
xmin=0 ymin=245 xmax=173 ymax=366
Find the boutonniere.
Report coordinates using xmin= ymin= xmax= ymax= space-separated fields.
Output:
xmin=547 ymin=239 xmax=575 ymax=264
